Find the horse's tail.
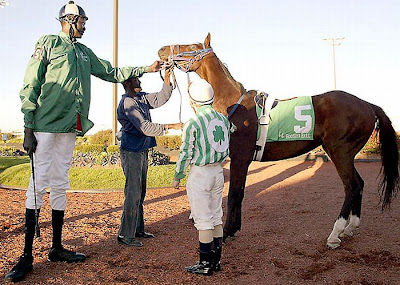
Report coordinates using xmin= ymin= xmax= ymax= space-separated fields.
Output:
xmin=371 ymin=104 xmax=399 ymax=210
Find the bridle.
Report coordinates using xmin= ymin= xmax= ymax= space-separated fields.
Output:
xmin=160 ymin=43 xmax=245 ymax=120
xmin=165 ymin=43 xmax=214 ymax=73
xmin=159 ymin=43 xmax=214 ymax=123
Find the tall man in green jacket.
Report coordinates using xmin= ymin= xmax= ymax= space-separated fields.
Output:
xmin=5 ymin=1 xmax=161 ymax=283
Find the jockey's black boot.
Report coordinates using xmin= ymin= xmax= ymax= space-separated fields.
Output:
xmin=4 ymin=208 xmax=38 ymax=282
xmin=185 ymin=249 xmax=213 ymax=276
xmin=211 ymin=237 xmax=223 ymax=272
xmin=48 ymin=209 xmax=86 ymax=263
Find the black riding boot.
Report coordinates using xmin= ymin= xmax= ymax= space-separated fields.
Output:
xmin=185 ymin=246 xmax=213 ymax=276
xmin=4 ymin=208 xmax=38 ymax=282
xmin=211 ymin=237 xmax=222 ymax=272
xmin=48 ymin=209 xmax=86 ymax=263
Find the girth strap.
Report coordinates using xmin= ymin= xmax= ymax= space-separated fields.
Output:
xmin=253 ymin=92 xmax=275 ymax=161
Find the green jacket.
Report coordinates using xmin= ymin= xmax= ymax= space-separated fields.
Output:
xmin=20 ymin=31 xmax=148 ymax=135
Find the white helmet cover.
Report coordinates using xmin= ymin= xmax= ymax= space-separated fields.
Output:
xmin=59 ymin=1 xmax=88 ymax=21
xmin=188 ymin=79 xmax=214 ymax=105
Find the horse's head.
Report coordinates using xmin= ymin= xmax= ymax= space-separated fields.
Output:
xmin=158 ymin=33 xmax=213 ymax=72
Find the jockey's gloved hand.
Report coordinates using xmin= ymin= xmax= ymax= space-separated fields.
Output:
xmin=23 ymin=127 xmax=37 ymax=157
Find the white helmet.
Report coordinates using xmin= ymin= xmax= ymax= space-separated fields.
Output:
xmin=188 ymin=79 xmax=214 ymax=105
xmin=59 ymin=1 xmax=88 ymax=21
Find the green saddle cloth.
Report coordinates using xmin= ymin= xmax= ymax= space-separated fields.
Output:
xmin=256 ymin=96 xmax=315 ymax=142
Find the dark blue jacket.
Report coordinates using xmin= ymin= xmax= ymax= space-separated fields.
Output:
xmin=117 ymin=83 xmax=173 ymax=152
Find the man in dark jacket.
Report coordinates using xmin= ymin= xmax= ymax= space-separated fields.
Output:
xmin=117 ymin=68 xmax=182 ymax=247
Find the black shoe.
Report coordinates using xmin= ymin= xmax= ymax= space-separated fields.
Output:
xmin=4 ymin=254 xmax=33 ymax=283
xmin=48 ymin=247 xmax=86 ymax=263
xmin=117 ymin=236 xmax=143 ymax=247
xmin=213 ymin=262 xmax=221 ymax=272
xmin=211 ymin=246 xmax=222 ymax=272
xmin=135 ymin=232 xmax=154 ymax=238
xmin=185 ymin=261 xmax=213 ymax=276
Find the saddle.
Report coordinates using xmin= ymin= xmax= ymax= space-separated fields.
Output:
xmin=254 ymin=91 xmax=278 ymax=110
xmin=253 ymin=90 xmax=276 ymax=161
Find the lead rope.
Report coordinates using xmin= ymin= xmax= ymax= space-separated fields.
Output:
xmin=160 ymin=65 xmax=183 ymax=123
xmin=171 ymin=69 xmax=183 ymax=123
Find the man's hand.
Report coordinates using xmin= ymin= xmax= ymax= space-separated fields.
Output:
xmin=23 ymin=128 xmax=37 ymax=157
xmin=170 ymin=123 xmax=183 ymax=130
xmin=147 ymin=60 xmax=161 ymax=73
xmin=164 ymin=123 xmax=183 ymax=132
xmin=172 ymin=178 xmax=180 ymax=189
xmin=164 ymin=68 xmax=171 ymax=86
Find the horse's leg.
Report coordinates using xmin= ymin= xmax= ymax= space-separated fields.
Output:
xmin=341 ymin=169 xmax=364 ymax=237
xmin=326 ymin=153 xmax=360 ymax=249
xmin=223 ymin=158 xmax=251 ymax=241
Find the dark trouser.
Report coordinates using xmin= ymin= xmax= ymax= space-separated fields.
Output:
xmin=118 ymin=149 xmax=148 ymax=239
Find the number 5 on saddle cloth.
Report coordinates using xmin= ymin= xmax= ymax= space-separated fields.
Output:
xmin=253 ymin=91 xmax=315 ymax=161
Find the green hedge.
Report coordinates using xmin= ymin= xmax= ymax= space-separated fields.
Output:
xmin=156 ymin=135 xmax=182 ymax=150
xmin=89 ymin=129 xmax=112 ymax=146
xmin=0 ymin=146 xmax=17 ymax=156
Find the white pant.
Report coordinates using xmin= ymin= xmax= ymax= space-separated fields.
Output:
xmin=186 ymin=163 xmax=224 ymax=231
xmin=26 ymin=132 xmax=76 ymax=211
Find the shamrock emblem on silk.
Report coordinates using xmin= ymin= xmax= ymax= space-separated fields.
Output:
xmin=213 ymin=125 xmax=225 ymax=145
xmin=207 ymin=118 xmax=229 ymax=152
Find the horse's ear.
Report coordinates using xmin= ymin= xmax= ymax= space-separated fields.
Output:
xmin=204 ymin=33 xmax=211 ymax=48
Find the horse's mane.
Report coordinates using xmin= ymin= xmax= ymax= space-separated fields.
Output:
xmin=214 ymin=54 xmax=246 ymax=95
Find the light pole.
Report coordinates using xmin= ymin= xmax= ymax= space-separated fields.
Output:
xmin=112 ymin=0 xmax=118 ymax=145
xmin=323 ymin=37 xmax=344 ymax=90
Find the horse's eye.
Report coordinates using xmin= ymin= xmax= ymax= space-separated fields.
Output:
xmin=190 ymin=45 xmax=197 ymax=50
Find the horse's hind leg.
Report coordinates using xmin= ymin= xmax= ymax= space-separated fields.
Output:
xmin=326 ymin=156 xmax=362 ymax=249
xmin=341 ymin=169 xmax=364 ymax=237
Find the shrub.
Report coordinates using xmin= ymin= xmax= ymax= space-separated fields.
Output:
xmin=156 ymin=135 xmax=182 ymax=150
xmin=0 ymin=146 xmax=17 ymax=156
xmin=360 ymin=131 xmax=380 ymax=154
xmin=74 ymin=144 xmax=105 ymax=153
xmin=0 ymin=133 xmax=16 ymax=141
xmin=89 ymin=129 xmax=113 ymax=146
xmin=76 ymin=136 xmax=90 ymax=145
xmin=107 ymin=145 xmax=119 ymax=153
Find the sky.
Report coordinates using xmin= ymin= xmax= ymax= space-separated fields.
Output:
xmin=1 ymin=0 xmax=399 ymax=134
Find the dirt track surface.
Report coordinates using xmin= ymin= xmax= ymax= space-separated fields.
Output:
xmin=1 ymin=160 xmax=400 ymax=284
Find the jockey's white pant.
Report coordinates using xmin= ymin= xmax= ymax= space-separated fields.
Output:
xmin=26 ymin=132 xmax=76 ymax=211
xmin=186 ymin=163 xmax=224 ymax=231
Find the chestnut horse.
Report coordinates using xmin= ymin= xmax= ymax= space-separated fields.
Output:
xmin=158 ymin=33 xmax=399 ymax=248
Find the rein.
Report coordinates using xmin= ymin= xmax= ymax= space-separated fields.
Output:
xmin=159 ymin=66 xmax=182 ymax=123
xmin=168 ymin=43 xmax=213 ymax=73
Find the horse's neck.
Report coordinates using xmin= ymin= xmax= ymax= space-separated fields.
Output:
xmin=196 ymin=55 xmax=244 ymax=115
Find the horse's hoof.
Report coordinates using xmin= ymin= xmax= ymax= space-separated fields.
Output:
xmin=223 ymin=235 xmax=235 ymax=244
xmin=326 ymin=237 xmax=341 ymax=249
xmin=339 ymin=230 xmax=353 ymax=238
xmin=327 ymin=242 xmax=341 ymax=249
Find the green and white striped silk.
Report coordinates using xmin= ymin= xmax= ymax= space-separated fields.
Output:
xmin=174 ymin=105 xmax=230 ymax=180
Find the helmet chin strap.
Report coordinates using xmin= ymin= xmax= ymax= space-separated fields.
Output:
xmin=64 ymin=15 xmax=83 ymax=41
